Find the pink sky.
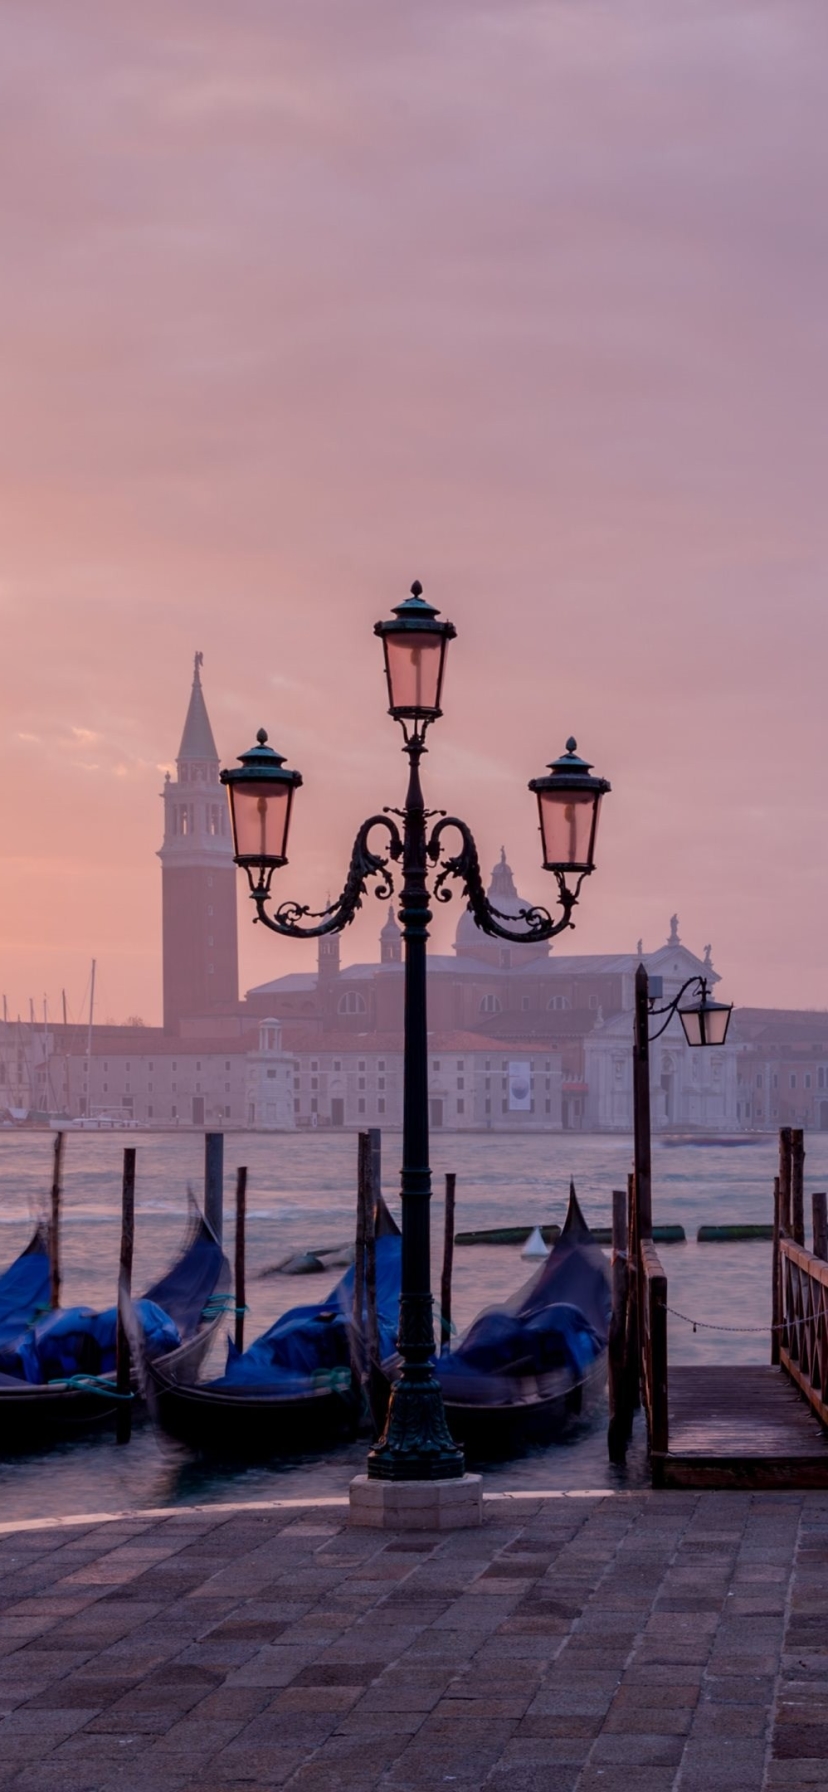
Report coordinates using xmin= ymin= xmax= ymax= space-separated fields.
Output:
xmin=2 ymin=0 xmax=828 ymax=1026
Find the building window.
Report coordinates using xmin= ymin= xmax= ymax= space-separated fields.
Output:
xmin=432 ymin=1060 xmax=441 ymax=1071
xmin=311 ymin=1098 xmax=318 ymax=1113
xmin=266 ymin=1070 xmax=277 ymax=1080
xmin=378 ymin=1077 xmax=385 ymax=1091
xmin=806 ymin=1074 xmax=812 ymax=1090
xmin=311 ymin=1077 xmax=318 ymax=1091
xmin=358 ymin=1077 xmax=365 ymax=1091
xmin=485 ymin=1077 xmax=491 ymax=1091
xmin=502 ymin=1099 xmax=507 ymax=1113
xmin=358 ymin=1098 xmax=365 ymax=1114
xmin=225 ymin=1082 xmax=230 ymax=1092
xmin=333 ymin=1061 xmax=341 ymax=1072
xmin=756 ymin=1073 xmax=763 ymax=1088
xmin=773 ymin=1074 xmax=778 ymax=1089
xmin=791 ymin=1074 xmax=797 ymax=1089
xmin=521 ymin=996 xmax=530 ymax=1011
xmin=485 ymin=1098 xmax=491 ymax=1115
xmin=457 ymin=1077 xmax=464 ymax=1091
xmin=547 ymin=996 xmax=571 ymax=1011
xmin=338 ymin=992 xmax=367 ymax=1015
xmin=358 ymin=1060 xmax=366 ymax=1071
xmin=378 ymin=1060 xmax=385 ymax=1071
xmin=311 ymin=1061 xmax=318 ymax=1072
xmin=545 ymin=1099 xmax=551 ymax=1114
xmin=148 ymin=1105 xmax=153 ymax=1118
xmin=171 ymin=1105 xmax=177 ymax=1119
xmin=479 ymin=995 xmax=502 ymax=1015
xmin=294 ymin=1098 xmax=300 ymax=1114
xmin=378 ymin=1098 xmax=385 ymax=1115
xmin=457 ymin=1099 xmax=465 ymax=1115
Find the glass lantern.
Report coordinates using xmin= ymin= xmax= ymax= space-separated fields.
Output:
xmin=529 ymin=739 xmax=611 ymax=874
xmin=220 ymin=730 xmax=303 ymax=873
xmin=374 ymin=581 xmax=456 ymax=725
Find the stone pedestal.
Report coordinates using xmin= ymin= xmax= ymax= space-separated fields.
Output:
xmin=348 ymin=1473 xmax=483 ymax=1530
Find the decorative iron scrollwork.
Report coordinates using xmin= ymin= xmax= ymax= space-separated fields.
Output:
xmin=426 ymin=815 xmax=582 ymax=943
xmin=249 ymin=814 xmax=403 ymax=939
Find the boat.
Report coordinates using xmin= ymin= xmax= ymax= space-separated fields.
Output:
xmin=436 ymin=1184 xmax=611 ymax=1457
xmin=0 ymin=1208 xmax=229 ymax=1449
xmin=147 ymin=1200 xmax=401 ymax=1458
xmin=658 ymin=1133 xmax=769 ymax=1149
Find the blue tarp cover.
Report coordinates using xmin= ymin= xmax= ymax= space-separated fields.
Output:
xmin=212 ymin=1233 xmax=402 ymax=1393
xmin=0 ymin=1300 xmax=180 ymax=1384
xmin=437 ymin=1208 xmax=610 ymax=1400
xmin=0 ymin=1230 xmax=50 ymax=1350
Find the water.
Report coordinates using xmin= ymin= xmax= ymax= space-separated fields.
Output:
xmin=0 ymin=1127 xmax=800 ymax=1519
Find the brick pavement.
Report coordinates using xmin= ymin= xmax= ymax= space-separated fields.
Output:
xmin=0 ymin=1490 xmax=826 ymax=1791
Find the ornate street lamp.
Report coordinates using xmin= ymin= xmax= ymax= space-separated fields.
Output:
xmin=222 ymin=581 xmax=611 ymax=1482
xmin=632 ymin=965 xmax=734 ymax=1242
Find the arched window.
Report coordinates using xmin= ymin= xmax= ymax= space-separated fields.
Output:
xmin=338 ymin=991 xmax=367 ymax=1016
xmin=479 ymin=994 xmax=502 ymax=1015
xmin=547 ymin=995 xmax=571 ymax=1011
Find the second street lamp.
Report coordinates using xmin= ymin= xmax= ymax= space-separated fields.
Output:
xmin=222 ymin=582 xmax=611 ymax=1482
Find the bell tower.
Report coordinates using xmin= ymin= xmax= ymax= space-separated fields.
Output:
xmin=158 ymin=653 xmax=239 ymax=1032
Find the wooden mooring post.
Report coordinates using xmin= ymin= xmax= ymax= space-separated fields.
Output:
xmin=779 ymin=1127 xmax=793 ymax=1235
xmin=440 ymin=1173 xmax=456 ymax=1356
xmin=791 ymin=1128 xmax=805 ymax=1247
xmin=813 ymin=1193 xmax=828 ymax=1263
xmin=624 ymin=1171 xmax=641 ymax=1417
xmin=771 ymin=1175 xmax=782 ymax=1366
xmin=49 ymin=1130 xmax=64 ymax=1311
xmin=204 ymin=1132 xmax=224 ymax=1245
xmin=234 ymin=1166 xmax=247 ymax=1356
xmin=607 ymin=1187 xmax=630 ymax=1463
xmin=116 ymin=1146 xmax=136 ymax=1446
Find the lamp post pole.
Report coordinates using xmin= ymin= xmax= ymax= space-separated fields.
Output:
xmin=220 ymin=581 xmax=612 ymax=1483
xmin=367 ymin=734 xmax=463 ymax=1478
xmin=633 ymin=964 xmax=653 ymax=1242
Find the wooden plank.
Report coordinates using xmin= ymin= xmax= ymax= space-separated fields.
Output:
xmin=661 ymin=1366 xmax=828 ymax=1490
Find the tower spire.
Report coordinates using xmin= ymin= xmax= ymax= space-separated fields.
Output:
xmin=178 ymin=651 xmax=219 ymax=764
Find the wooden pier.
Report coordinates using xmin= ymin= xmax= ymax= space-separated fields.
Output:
xmin=613 ymin=1127 xmax=828 ymax=1489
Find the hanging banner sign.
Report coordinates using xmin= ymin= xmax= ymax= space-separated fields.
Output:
xmin=508 ymin=1060 xmax=532 ymax=1112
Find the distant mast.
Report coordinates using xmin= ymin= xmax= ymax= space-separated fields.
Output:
xmin=86 ymin=958 xmax=96 ymax=1068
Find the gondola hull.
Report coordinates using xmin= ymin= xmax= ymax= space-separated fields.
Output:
xmin=0 ymin=1311 xmax=226 ymax=1452
xmin=442 ymin=1348 xmax=607 ymax=1458
xmin=148 ymin=1360 xmax=360 ymax=1457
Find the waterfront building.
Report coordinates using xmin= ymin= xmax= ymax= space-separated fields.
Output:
xmin=12 ymin=655 xmax=828 ymax=1133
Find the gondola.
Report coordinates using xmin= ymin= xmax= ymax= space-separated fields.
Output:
xmin=0 ymin=1208 xmax=229 ymax=1448
xmin=437 ymin=1185 xmax=610 ymax=1457
xmin=148 ymin=1200 xmax=401 ymax=1458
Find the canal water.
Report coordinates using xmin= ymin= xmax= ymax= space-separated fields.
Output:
xmin=0 ymin=1128 xmax=803 ymax=1518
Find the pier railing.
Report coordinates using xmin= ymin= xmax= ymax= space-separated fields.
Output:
xmin=778 ymin=1235 xmax=828 ymax=1429
xmin=640 ymin=1236 xmax=669 ymax=1463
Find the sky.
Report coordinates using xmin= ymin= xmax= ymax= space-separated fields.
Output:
xmin=2 ymin=0 xmax=828 ymax=1026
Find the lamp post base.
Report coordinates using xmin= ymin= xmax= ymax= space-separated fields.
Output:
xmin=349 ymin=1473 xmax=482 ymax=1530
xmin=366 ymin=1372 xmax=465 ymax=1482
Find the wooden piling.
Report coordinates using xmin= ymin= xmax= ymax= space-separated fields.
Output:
xmin=608 ymin=1187 xmax=630 ymax=1463
xmin=116 ymin=1146 xmax=136 ymax=1445
xmin=633 ymin=966 xmax=653 ymax=1239
xmin=779 ymin=1127 xmax=793 ymax=1235
xmin=365 ymin=1145 xmax=378 ymax=1376
xmin=771 ymin=1175 xmax=782 ymax=1366
xmin=440 ymin=1173 xmax=456 ymax=1356
xmin=624 ymin=1171 xmax=641 ymax=1417
xmin=813 ymin=1192 xmax=828 ymax=1263
xmin=791 ymin=1129 xmax=805 ymax=1247
xmin=234 ymin=1166 xmax=247 ymax=1356
xmin=353 ymin=1131 xmax=369 ymax=1381
xmin=49 ymin=1130 xmax=63 ymax=1311
xmin=204 ymin=1132 xmax=224 ymax=1245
